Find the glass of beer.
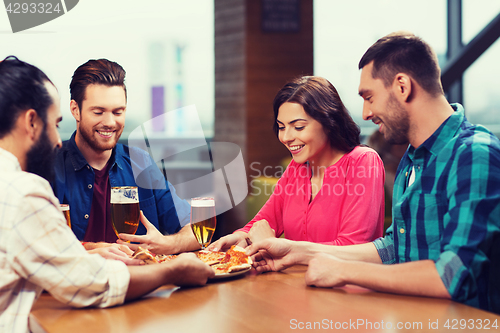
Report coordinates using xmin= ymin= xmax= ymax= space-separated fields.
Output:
xmin=60 ymin=204 xmax=71 ymax=228
xmin=111 ymin=186 xmax=140 ymax=239
xmin=190 ymin=197 xmax=216 ymax=249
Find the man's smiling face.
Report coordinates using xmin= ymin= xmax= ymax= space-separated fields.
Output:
xmin=359 ymin=61 xmax=410 ymax=145
xmin=75 ymin=84 xmax=127 ymax=152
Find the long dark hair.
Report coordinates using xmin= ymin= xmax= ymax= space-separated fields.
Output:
xmin=272 ymin=76 xmax=360 ymax=152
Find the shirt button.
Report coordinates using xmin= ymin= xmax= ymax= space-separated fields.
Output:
xmin=88 ymin=184 xmax=93 ymax=189
xmin=84 ymin=214 xmax=89 ymax=219
xmin=400 ymin=228 xmax=405 ymax=234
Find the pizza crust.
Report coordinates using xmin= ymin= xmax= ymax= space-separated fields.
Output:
xmin=210 ymin=262 xmax=251 ymax=274
xmin=132 ymin=247 xmax=158 ymax=264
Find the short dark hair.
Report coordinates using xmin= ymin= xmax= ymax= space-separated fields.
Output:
xmin=70 ymin=59 xmax=126 ymax=109
xmin=358 ymin=31 xmax=443 ymax=96
xmin=273 ymin=76 xmax=360 ymax=153
xmin=0 ymin=56 xmax=53 ymax=139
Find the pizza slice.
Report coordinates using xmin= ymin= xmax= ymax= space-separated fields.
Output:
xmin=211 ymin=245 xmax=253 ymax=274
xmin=131 ymin=247 xmax=159 ymax=264
xmin=196 ymin=250 xmax=226 ymax=266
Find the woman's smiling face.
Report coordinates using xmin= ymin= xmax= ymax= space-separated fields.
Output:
xmin=277 ymin=102 xmax=330 ymax=165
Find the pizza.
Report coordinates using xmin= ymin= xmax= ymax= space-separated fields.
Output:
xmin=210 ymin=245 xmax=253 ymax=274
xmin=131 ymin=247 xmax=176 ymax=264
xmin=131 ymin=245 xmax=252 ymax=276
xmin=155 ymin=253 xmax=177 ymax=263
xmin=197 ymin=250 xmax=226 ymax=265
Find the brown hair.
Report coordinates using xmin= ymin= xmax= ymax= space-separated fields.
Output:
xmin=358 ymin=31 xmax=443 ymax=96
xmin=273 ymin=76 xmax=360 ymax=152
xmin=70 ymin=59 xmax=126 ymax=109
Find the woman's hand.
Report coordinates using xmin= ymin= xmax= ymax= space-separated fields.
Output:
xmin=247 ymin=220 xmax=276 ymax=244
xmin=207 ymin=231 xmax=248 ymax=252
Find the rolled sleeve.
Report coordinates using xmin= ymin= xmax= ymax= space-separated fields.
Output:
xmin=434 ymin=251 xmax=469 ymax=301
xmin=436 ymin=139 xmax=500 ymax=307
xmin=373 ymin=231 xmax=396 ymax=264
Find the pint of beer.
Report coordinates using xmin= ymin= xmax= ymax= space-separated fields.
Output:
xmin=111 ymin=186 xmax=140 ymax=238
xmin=190 ymin=197 xmax=216 ymax=249
xmin=60 ymin=204 xmax=71 ymax=228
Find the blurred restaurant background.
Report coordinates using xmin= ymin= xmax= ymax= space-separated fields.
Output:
xmin=1 ymin=0 xmax=499 ymax=239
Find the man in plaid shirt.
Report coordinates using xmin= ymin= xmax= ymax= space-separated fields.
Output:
xmin=0 ymin=56 xmax=214 ymax=333
xmin=246 ymin=32 xmax=500 ymax=313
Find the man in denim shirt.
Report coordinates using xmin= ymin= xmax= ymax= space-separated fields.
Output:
xmin=53 ymin=59 xmax=199 ymax=254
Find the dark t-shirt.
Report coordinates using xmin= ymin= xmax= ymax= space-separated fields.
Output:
xmin=83 ymin=161 xmax=117 ymax=243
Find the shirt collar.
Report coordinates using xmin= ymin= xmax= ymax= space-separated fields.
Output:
xmin=408 ymin=103 xmax=464 ymax=159
xmin=111 ymin=148 xmax=122 ymax=171
xmin=0 ymin=147 xmax=22 ymax=172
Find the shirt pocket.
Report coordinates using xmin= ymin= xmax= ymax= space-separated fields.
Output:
xmin=138 ymin=196 xmax=158 ymax=224
xmin=135 ymin=195 xmax=159 ymax=235
xmin=139 ymin=195 xmax=156 ymax=210
xmin=416 ymin=193 xmax=444 ymax=258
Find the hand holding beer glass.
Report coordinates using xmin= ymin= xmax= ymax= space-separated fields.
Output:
xmin=190 ymin=197 xmax=216 ymax=250
xmin=111 ymin=186 xmax=140 ymax=239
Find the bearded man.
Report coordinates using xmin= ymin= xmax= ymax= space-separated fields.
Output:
xmin=53 ymin=59 xmax=199 ymax=254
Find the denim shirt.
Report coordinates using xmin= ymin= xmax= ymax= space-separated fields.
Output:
xmin=52 ymin=132 xmax=191 ymax=240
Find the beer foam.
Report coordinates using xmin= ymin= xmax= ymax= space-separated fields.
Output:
xmin=60 ymin=204 xmax=69 ymax=211
xmin=111 ymin=197 xmax=138 ymax=204
xmin=191 ymin=198 xmax=215 ymax=207
xmin=111 ymin=186 xmax=138 ymax=204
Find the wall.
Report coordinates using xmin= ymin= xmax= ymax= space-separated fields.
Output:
xmin=214 ymin=0 xmax=313 ymax=235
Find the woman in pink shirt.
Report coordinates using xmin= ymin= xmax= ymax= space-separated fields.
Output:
xmin=212 ymin=76 xmax=385 ymax=250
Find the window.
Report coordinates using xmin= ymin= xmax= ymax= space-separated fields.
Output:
xmin=0 ymin=0 xmax=214 ymax=140
xmin=314 ymin=0 xmax=447 ymax=136
xmin=314 ymin=0 xmax=500 ymax=138
xmin=463 ymin=0 xmax=500 ymax=136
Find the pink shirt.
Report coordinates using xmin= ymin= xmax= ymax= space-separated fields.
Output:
xmin=240 ymin=146 xmax=385 ymax=245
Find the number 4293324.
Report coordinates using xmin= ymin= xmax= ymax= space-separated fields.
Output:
xmin=5 ymin=3 xmax=62 ymax=14
xmin=444 ymin=319 xmax=498 ymax=330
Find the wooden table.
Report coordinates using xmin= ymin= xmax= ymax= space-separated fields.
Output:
xmin=30 ymin=266 xmax=500 ymax=332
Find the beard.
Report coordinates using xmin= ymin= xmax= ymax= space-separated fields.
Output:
xmin=383 ymin=93 xmax=410 ymax=145
xmin=78 ymin=118 xmax=122 ymax=153
xmin=26 ymin=127 xmax=57 ymax=183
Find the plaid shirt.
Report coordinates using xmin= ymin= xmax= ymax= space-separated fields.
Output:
xmin=374 ymin=104 xmax=500 ymax=312
xmin=0 ymin=148 xmax=130 ymax=333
